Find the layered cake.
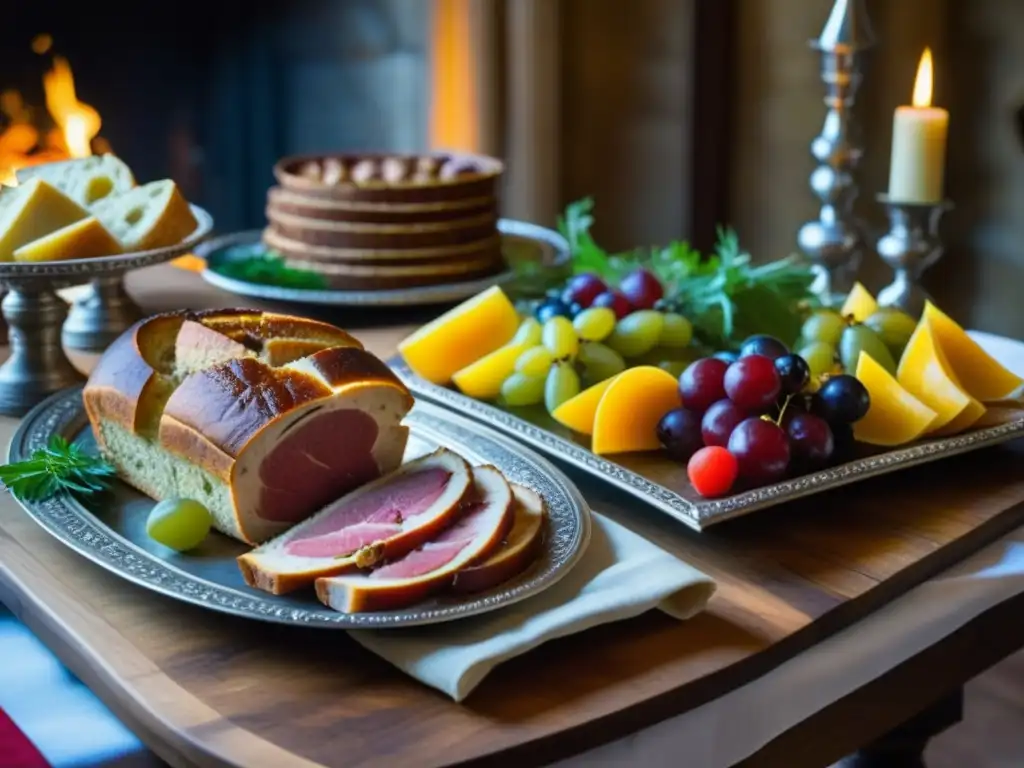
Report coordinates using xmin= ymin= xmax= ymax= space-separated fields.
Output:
xmin=263 ymin=152 xmax=506 ymax=290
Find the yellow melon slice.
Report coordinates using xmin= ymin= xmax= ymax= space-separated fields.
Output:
xmin=451 ymin=342 xmax=532 ymax=400
xmin=854 ymin=351 xmax=937 ymax=446
xmin=591 ymin=366 xmax=680 ymax=455
xmin=897 ymin=316 xmax=985 ymax=436
xmin=841 ymin=282 xmax=878 ymax=323
xmin=399 ymin=286 xmax=521 ymax=385
xmin=551 ymin=376 xmax=618 ymax=435
xmin=922 ymin=302 xmax=1024 ymax=402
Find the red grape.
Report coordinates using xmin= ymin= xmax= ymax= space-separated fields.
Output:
xmin=591 ymin=290 xmax=633 ymax=319
xmin=701 ymin=399 xmax=748 ymax=447
xmin=562 ymin=273 xmax=607 ymax=308
xmin=656 ymin=408 xmax=704 ymax=461
xmin=727 ymin=417 xmax=791 ymax=484
xmin=739 ymin=334 xmax=789 ymax=361
xmin=679 ymin=358 xmax=729 ymax=413
xmin=687 ymin=446 xmax=739 ymax=498
xmin=619 ymin=269 xmax=664 ymax=310
xmin=785 ymin=412 xmax=834 ymax=469
xmin=724 ymin=355 xmax=782 ymax=411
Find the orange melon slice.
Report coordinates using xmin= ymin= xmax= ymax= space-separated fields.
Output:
xmin=398 ymin=286 xmax=520 ymax=384
xmin=922 ymin=302 xmax=1024 ymax=402
xmin=591 ymin=366 xmax=681 ymax=455
xmin=550 ymin=376 xmax=618 ymax=435
xmin=452 ymin=342 xmax=532 ymax=400
xmin=841 ymin=282 xmax=878 ymax=323
xmin=853 ymin=351 xmax=937 ymax=446
xmin=897 ymin=316 xmax=985 ymax=436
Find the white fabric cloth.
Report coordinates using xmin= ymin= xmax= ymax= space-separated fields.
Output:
xmin=348 ymin=512 xmax=716 ymax=702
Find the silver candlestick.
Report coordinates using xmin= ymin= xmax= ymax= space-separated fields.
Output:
xmin=797 ymin=0 xmax=876 ymax=304
xmin=875 ymin=195 xmax=952 ymax=318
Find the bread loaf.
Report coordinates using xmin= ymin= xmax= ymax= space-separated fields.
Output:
xmin=83 ymin=309 xmax=414 ymax=544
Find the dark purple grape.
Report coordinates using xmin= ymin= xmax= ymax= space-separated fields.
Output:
xmin=679 ymin=358 xmax=729 ymax=413
xmin=567 ymin=302 xmax=584 ymax=318
xmin=812 ymin=375 xmax=870 ymax=424
xmin=561 ymin=273 xmax=607 ymax=308
xmin=535 ymin=299 xmax=572 ymax=323
xmin=713 ymin=351 xmax=740 ymax=364
xmin=727 ymin=417 xmax=791 ymax=485
xmin=724 ymin=355 xmax=782 ymax=411
xmin=785 ymin=412 xmax=834 ymax=470
xmin=739 ymin=334 xmax=789 ymax=361
xmin=701 ymin=399 xmax=748 ymax=448
xmin=775 ymin=353 xmax=811 ymax=395
xmin=656 ymin=408 xmax=704 ymax=462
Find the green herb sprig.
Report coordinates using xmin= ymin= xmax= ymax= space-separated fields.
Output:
xmin=556 ymin=198 xmax=819 ymax=350
xmin=0 ymin=436 xmax=116 ymax=502
xmin=214 ymin=247 xmax=329 ymax=290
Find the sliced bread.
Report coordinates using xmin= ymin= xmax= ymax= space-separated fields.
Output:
xmin=16 ymin=154 xmax=135 ymax=208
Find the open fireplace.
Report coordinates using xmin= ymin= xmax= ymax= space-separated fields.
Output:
xmin=1 ymin=1 xmax=431 ymax=232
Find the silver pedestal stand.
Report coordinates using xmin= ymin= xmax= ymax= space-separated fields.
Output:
xmin=875 ymin=195 xmax=952 ymax=318
xmin=62 ymin=275 xmax=146 ymax=353
xmin=0 ymin=205 xmax=212 ymax=417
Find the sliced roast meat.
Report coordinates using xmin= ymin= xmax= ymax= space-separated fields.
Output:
xmin=451 ymin=484 xmax=546 ymax=594
xmin=237 ymin=449 xmax=472 ymax=594
xmin=315 ymin=465 xmax=514 ymax=614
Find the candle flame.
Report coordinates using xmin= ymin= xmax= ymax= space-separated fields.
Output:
xmin=912 ymin=48 xmax=934 ymax=108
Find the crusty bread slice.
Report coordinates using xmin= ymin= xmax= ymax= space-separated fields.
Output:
xmin=237 ymin=449 xmax=473 ymax=595
xmin=315 ymin=465 xmax=514 ymax=613
xmin=16 ymin=154 xmax=135 ymax=208
xmin=93 ymin=179 xmax=198 ymax=251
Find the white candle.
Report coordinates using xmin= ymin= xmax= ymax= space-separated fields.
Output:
xmin=887 ymin=48 xmax=949 ymax=203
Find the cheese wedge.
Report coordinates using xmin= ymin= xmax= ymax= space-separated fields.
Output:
xmin=16 ymin=154 xmax=136 ymax=208
xmin=93 ymin=179 xmax=198 ymax=251
xmin=0 ymin=179 xmax=89 ymax=261
xmin=13 ymin=217 xmax=123 ymax=262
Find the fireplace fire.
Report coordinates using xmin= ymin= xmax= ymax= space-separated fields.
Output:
xmin=0 ymin=37 xmax=111 ymax=187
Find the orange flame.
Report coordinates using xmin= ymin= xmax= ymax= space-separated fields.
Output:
xmin=43 ymin=56 xmax=101 ymax=158
xmin=912 ymin=48 xmax=934 ymax=109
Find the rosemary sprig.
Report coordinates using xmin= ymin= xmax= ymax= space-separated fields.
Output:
xmin=0 ymin=436 xmax=116 ymax=502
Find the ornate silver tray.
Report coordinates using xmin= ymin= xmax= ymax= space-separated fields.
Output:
xmin=392 ymin=331 xmax=1024 ymax=531
xmin=196 ymin=218 xmax=569 ymax=307
xmin=7 ymin=388 xmax=591 ymax=629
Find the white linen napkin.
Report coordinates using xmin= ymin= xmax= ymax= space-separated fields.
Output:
xmin=348 ymin=511 xmax=716 ymax=702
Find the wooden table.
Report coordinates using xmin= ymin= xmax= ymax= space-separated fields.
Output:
xmin=2 ymin=263 xmax=1024 ymax=768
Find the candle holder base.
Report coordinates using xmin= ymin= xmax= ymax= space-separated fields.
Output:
xmin=875 ymin=195 xmax=952 ymax=318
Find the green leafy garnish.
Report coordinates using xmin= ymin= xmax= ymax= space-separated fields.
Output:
xmin=556 ymin=198 xmax=819 ymax=350
xmin=0 ymin=436 xmax=116 ymax=502
xmin=214 ymin=248 xmax=329 ymax=290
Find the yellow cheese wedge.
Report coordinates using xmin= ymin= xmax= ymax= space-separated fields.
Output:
xmin=399 ymin=286 xmax=521 ymax=385
xmin=13 ymin=217 xmax=123 ymax=262
xmin=897 ymin=316 xmax=985 ymax=436
xmin=853 ymin=351 xmax=937 ymax=447
xmin=922 ymin=301 xmax=1024 ymax=402
xmin=551 ymin=376 xmax=617 ymax=436
xmin=840 ymin=282 xmax=878 ymax=322
xmin=451 ymin=342 xmax=532 ymax=400
xmin=592 ymin=366 xmax=680 ymax=455
xmin=0 ymin=179 xmax=89 ymax=260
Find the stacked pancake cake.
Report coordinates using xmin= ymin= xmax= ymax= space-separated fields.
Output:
xmin=264 ymin=152 xmax=506 ymax=290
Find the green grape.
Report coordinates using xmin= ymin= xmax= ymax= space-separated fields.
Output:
xmin=146 ymin=498 xmax=212 ymax=552
xmin=798 ymin=341 xmax=839 ymax=380
xmin=572 ymin=307 xmax=617 ymax=342
xmin=801 ymin=309 xmax=846 ymax=346
xmin=864 ymin=307 xmax=917 ymax=359
xmin=501 ymin=372 xmax=546 ymax=406
xmin=515 ymin=346 xmax=555 ymax=377
xmin=658 ymin=360 xmax=689 ymax=379
xmin=542 ymin=316 xmax=579 ymax=360
xmin=512 ymin=317 xmax=543 ymax=346
xmin=659 ymin=313 xmax=693 ymax=348
xmin=544 ymin=363 xmax=581 ymax=413
xmin=606 ymin=310 xmax=663 ymax=358
xmin=839 ymin=324 xmax=898 ymax=375
xmin=578 ymin=342 xmax=626 ymax=384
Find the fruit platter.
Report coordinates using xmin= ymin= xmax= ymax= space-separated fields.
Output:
xmin=1 ymin=309 xmax=590 ymax=628
xmin=393 ymin=199 xmax=1024 ymax=530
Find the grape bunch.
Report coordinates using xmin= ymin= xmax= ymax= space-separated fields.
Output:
xmin=798 ymin=306 xmax=916 ymax=380
xmin=504 ymin=269 xmax=695 ymax=413
xmin=656 ymin=334 xmax=871 ymax=498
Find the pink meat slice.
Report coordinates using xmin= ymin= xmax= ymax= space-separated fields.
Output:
xmin=258 ymin=408 xmax=382 ymax=523
xmin=283 ymin=467 xmax=451 ymax=558
xmin=369 ymin=501 xmax=490 ymax=580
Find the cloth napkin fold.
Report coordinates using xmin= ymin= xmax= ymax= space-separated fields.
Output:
xmin=348 ymin=511 xmax=716 ymax=702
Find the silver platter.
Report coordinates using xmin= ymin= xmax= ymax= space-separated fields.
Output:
xmin=7 ymin=388 xmax=591 ymax=629
xmin=196 ymin=218 xmax=569 ymax=307
xmin=392 ymin=353 xmax=1024 ymax=532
